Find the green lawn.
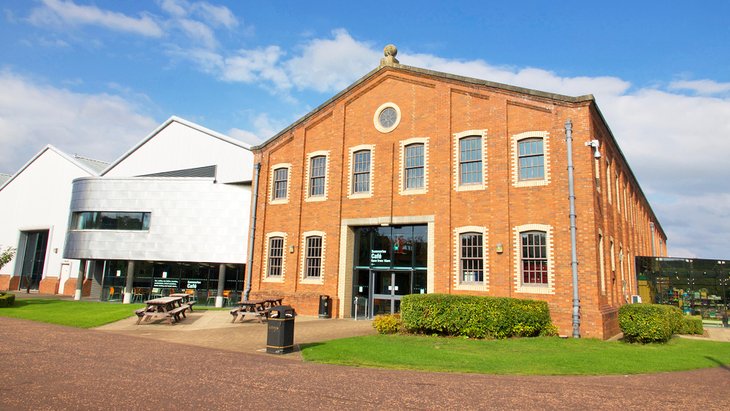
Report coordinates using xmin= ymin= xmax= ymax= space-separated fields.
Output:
xmin=301 ymin=334 xmax=730 ymax=375
xmin=0 ymin=299 xmax=144 ymax=328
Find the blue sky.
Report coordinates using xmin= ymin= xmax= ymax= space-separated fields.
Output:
xmin=1 ymin=0 xmax=729 ymax=259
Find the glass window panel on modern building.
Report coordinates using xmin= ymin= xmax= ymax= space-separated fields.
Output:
xmin=71 ymin=211 xmax=150 ymax=231
xmin=268 ymin=237 xmax=284 ymax=277
xmin=404 ymin=143 xmax=424 ymax=189
xmin=273 ymin=168 xmax=288 ymax=199
xmin=460 ymin=232 xmax=483 ymax=282
xmin=459 ymin=136 xmax=482 ymax=184
xmin=636 ymin=257 xmax=730 ymax=322
xmin=352 ymin=150 xmax=371 ymax=193
xmin=309 ymin=156 xmax=326 ymax=196
xmin=518 ymin=138 xmax=544 ymax=180
xmin=305 ymin=236 xmax=323 ymax=277
xmin=521 ymin=231 xmax=548 ymax=284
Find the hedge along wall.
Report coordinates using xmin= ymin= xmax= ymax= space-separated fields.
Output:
xmin=400 ymin=294 xmax=555 ymax=339
xmin=618 ymin=304 xmax=685 ymax=343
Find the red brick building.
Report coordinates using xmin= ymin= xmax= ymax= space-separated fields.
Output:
xmin=248 ymin=46 xmax=666 ymax=339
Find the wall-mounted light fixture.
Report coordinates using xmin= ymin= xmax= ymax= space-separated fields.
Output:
xmin=495 ymin=243 xmax=504 ymax=254
xmin=585 ymin=139 xmax=601 ymax=158
xmin=289 ymin=245 xmax=295 ymax=254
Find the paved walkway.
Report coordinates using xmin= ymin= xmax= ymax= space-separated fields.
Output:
xmin=2 ymin=317 xmax=729 ymax=410
xmin=97 ymin=310 xmax=377 ymax=357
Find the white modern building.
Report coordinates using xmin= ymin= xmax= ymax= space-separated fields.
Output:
xmin=1 ymin=117 xmax=254 ymax=306
xmin=63 ymin=116 xmax=254 ymax=305
xmin=0 ymin=146 xmax=107 ymax=294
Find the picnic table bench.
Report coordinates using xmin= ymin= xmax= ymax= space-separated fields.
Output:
xmin=169 ymin=293 xmax=197 ymax=311
xmin=135 ymin=297 xmax=190 ymax=325
xmin=229 ymin=300 xmax=268 ymax=323
xmin=229 ymin=298 xmax=285 ymax=324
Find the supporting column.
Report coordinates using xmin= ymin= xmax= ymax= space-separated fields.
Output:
xmin=215 ymin=263 xmax=225 ymax=308
xmin=123 ymin=260 xmax=135 ymax=304
xmin=74 ymin=260 xmax=87 ymax=301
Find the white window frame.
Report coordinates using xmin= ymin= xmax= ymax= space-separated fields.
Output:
xmin=300 ymin=230 xmax=326 ymax=284
xmin=304 ymin=151 xmax=330 ymax=202
xmin=373 ymin=102 xmax=401 ymax=133
xmin=269 ymin=163 xmax=291 ymax=205
xmin=262 ymin=232 xmax=287 ymax=283
xmin=453 ymin=130 xmax=488 ymax=191
xmin=513 ymin=224 xmax=554 ymax=294
xmin=453 ymin=226 xmax=489 ymax=291
xmin=347 ymin=144 xmax=375 ymax=199
xmin=511 ymin=131 xmax=551 ymax=187
xmin=399 ymin=137 xmax=429 ymax=195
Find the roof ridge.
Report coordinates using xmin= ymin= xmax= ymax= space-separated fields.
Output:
xmin=73 ymin=154 xmax=110 ymax=165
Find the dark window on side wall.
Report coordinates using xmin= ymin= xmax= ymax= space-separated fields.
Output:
xmin=268 ymin=237 xmax=283 ymax=277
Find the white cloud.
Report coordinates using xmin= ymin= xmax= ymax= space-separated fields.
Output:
xmin=177 ymin=18 xmax=217 ymax=49
xmin=0 ymin=71 xmax=158 ymax=173
xmin=285 ymin=29 xmax=380 ymax=93
xmin=228 ymin=112 xmax=288 ymax=145
xmin=669 ymin=79 xmax=730 ymax=96
xmin=29 ymin=0 xmax=163 ymax=37
xmin=193 ymin=2 xmax=237 ymax=29
xmin=184 ymin=29 xmax=730 ymax=258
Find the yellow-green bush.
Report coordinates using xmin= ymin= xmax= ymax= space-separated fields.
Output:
xmin=0 ymin=292 xmax=15 ymax=308
xmin=372 ymin=314 xmax=403 ymax=334
xmin=399 ymin=294 xmax=555 ymax=339
xmin=619 ymin=304 xmax=683 ymax=343
xmin=677 ymin=315 xmax=703 ymax=335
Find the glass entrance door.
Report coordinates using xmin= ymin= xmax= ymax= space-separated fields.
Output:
xmin=18 ymin=230 xmax=49 ymax=291
xmin=371 ymin=270 xmax=410 ymax=316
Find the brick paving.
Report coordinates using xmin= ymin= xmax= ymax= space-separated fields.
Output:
xmin=1 ymin=317 xmax=729 ymax=410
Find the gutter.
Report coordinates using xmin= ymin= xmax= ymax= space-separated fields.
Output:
xmin=243 ymin=162 xmax=261 ymax=301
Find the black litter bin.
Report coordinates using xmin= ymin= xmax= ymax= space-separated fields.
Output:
xmin=266 ymin=306 xmax=296 ymax=354
xmin=318 ymin=295 xmax=331 ymax=318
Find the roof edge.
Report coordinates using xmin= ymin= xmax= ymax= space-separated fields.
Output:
xmin=252 ymin=63 xmax=595 ymax=151
xmin=0 ymin=145 xmax=101 ymax=192
xmin=101 ymin=116 xmax=252 ymax=176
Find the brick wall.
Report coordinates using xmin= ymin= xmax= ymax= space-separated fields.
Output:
xmin=250 ymin=65 xmax=665 ymax=339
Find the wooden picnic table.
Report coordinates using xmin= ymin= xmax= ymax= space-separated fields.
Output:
xmin=169 ymin=293 xmax=197 ymax=311
xmin=229 ymin=300 xmax=268 ymax=323
xmin=263 ymin=297 xmax=284 ymax=308
xmin=135 ymin=296 xmax=189 ymax=325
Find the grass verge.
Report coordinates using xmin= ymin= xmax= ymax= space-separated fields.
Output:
xmin=0 ymin=299 xmax=144 ymax=328
xmin=300 ymin=334 xmax=730 ymax=375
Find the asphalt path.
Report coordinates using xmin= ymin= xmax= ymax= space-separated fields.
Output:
xmin=1 ymin=317 xmax=728 ymax=410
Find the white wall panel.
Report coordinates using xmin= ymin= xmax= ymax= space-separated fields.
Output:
xmin=64 ymin=177 xmax=251 ymax=264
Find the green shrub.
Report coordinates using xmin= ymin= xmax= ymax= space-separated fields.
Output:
xmin=677 ymin=315 xmax=704 ymax=335
xmin=0 ymin=292 xmax=15 ymax=308
xmin=400 ymin=294 xmax=554 ymax=339
xmin=619 ymin=304 xmax=683 ymax=343
xmin=372 ymin=314 xmax=403 ymax=334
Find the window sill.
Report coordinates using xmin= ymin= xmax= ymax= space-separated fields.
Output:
xmin=300 ymin=277 xmax=324 ymax=285
xmin=348 ymin=192 xmax=372 ymax=199
xmin=263 ymin=277 xmax=284 ymax=283
xmin=305 ymin=196 xmax=327 ymax=203
xmin=400 ymin=188 xmax=427 ymax=196
xmin=514 ymin=179 xmax=549 ymax=188
xmin=270 ymin=199 xmax=289 ymax=205
xmin=455 ymin=282 xmax=489 ymax=292
xmin=455 ymin=183 xmax=486 ymax=192
xmin=516 ymin=284 xmax=553 ymax=295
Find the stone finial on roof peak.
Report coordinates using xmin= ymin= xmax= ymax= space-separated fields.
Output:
xmin=380 ymin=44 xmax=399 ymax=66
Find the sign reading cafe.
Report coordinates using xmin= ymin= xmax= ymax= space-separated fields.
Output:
xmin=371 ymin=250 xmax=390 ymax=264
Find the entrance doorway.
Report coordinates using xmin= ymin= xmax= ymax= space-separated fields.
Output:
xmin=351 ymin=225 xmax=428 ymax=318
xmin=17 ymin=230 xmax=49 ymax=291
xmin=372 ymin=270 xmax=410 ymax=315
xmin=352 ymin=269 xmax=427 ymax=317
